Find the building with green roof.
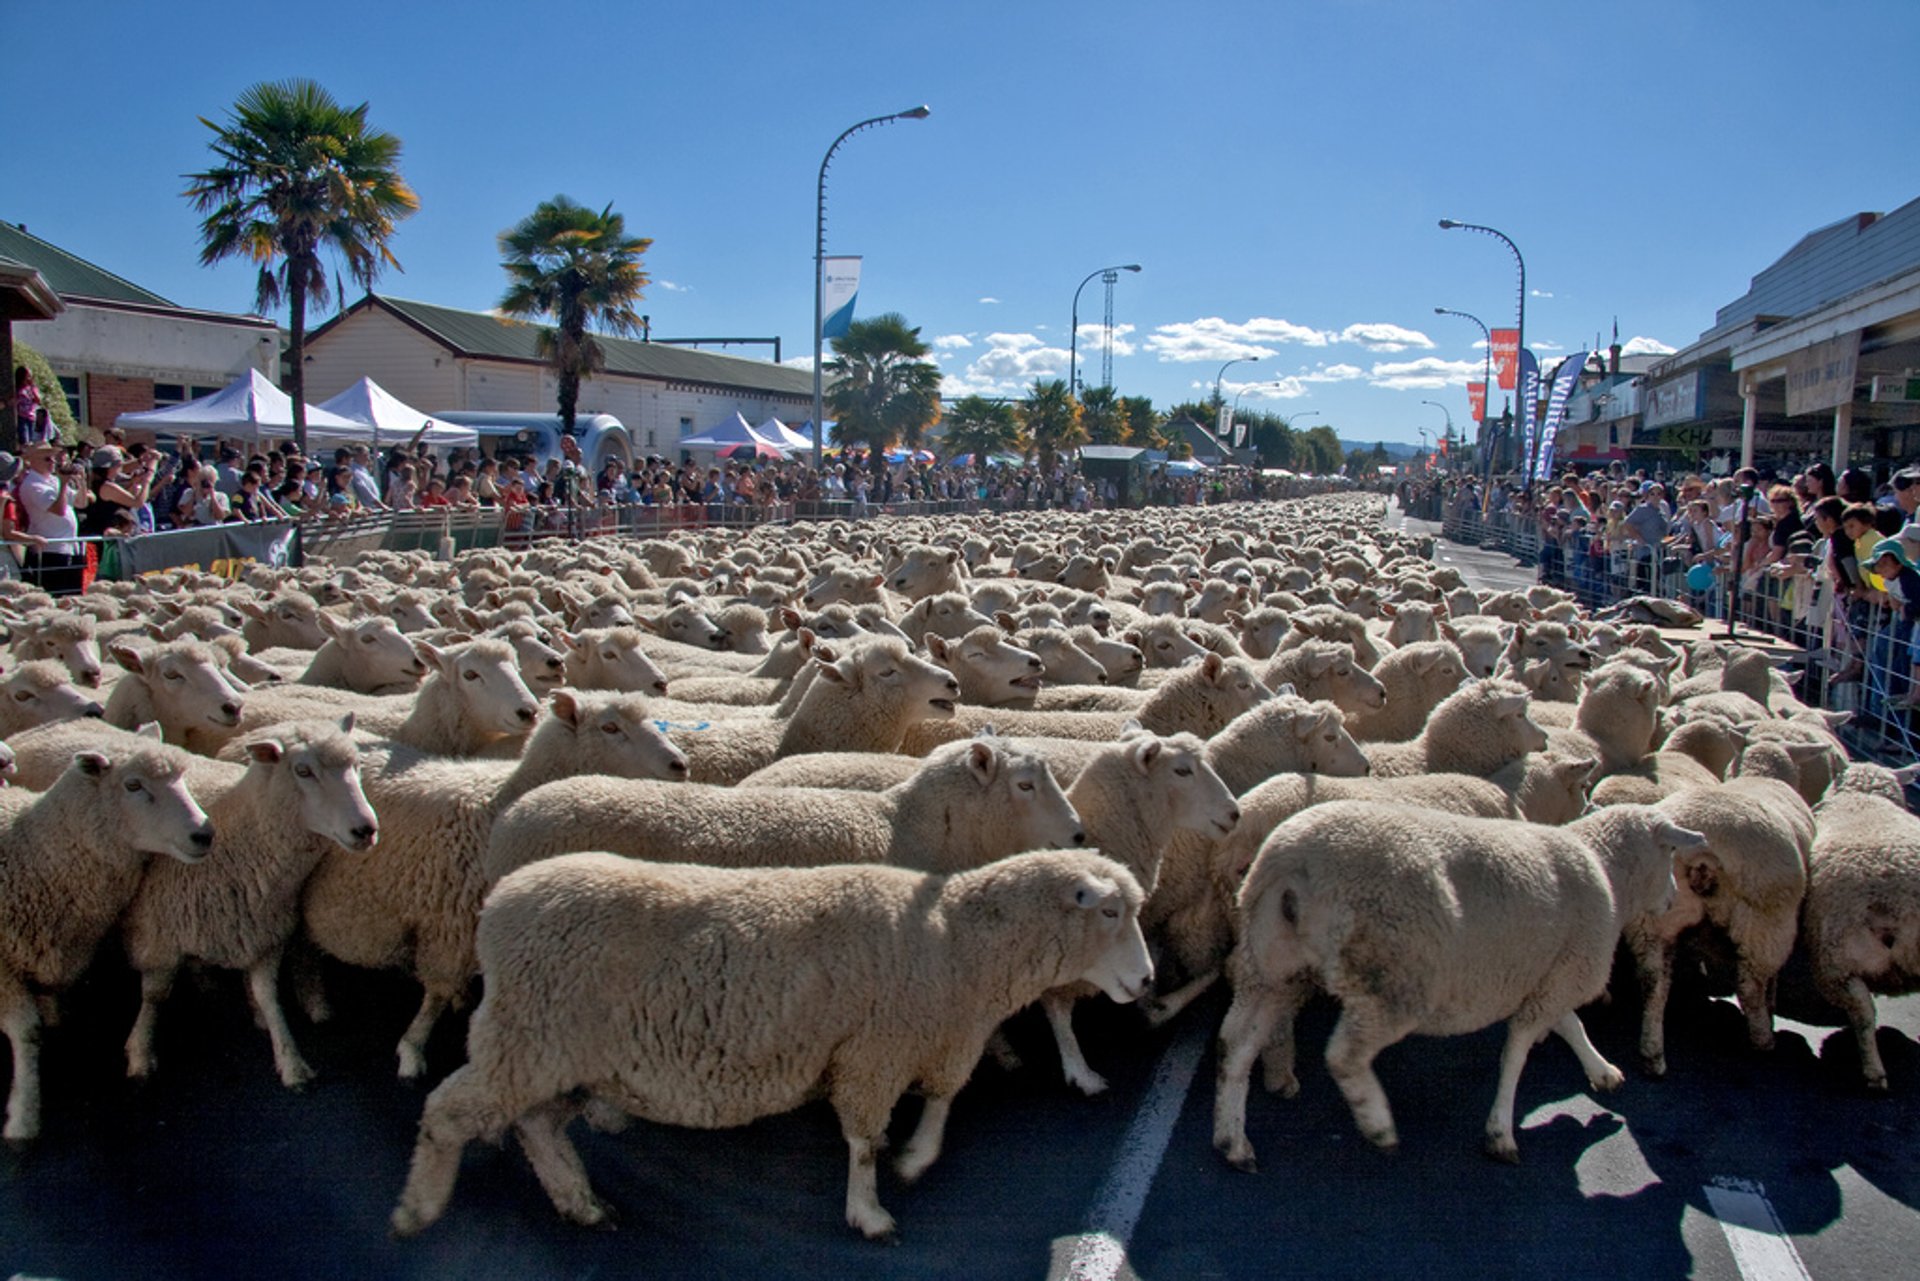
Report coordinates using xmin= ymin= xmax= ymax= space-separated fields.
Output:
xmin=0 ymin=221 xmax=279 ymax=431
xmin=304 ymin=293 xmax=818 ymax=459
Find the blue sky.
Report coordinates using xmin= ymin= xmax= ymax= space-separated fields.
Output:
xmin=12 ymin=0 xmax=1917 ymax=444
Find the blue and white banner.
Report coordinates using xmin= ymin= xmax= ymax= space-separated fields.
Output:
xmin=1532 ymin=351 xmax=1588 ymax=481
xmin=1516 ymin=348 xmax=1539 ymax=477
xmin=821 ymin=256 xmax=862 ymax=339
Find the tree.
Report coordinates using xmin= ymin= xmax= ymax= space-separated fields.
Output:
xmin=824 ymin=313 xmax=942 ymax=471
xmin=498 ymin=195 xmax=652 ymax=434
xmin=1299 ymin=424 xmax=1344 ymax=475
xmin=1019 ymin=379 xmax=1084 ymax=474
xmin=1247 ymin=414 xmax=1295 ymax=469
xmin=1120 ymin=395 xmax=1161 ymax=449
xmin=1079 ymin=386 xmax=1128 ymax=445
xmin=942 ymin=395 xmax=1024 ymax=463
xmin=185 ymin=78 xmax=417 ymax=454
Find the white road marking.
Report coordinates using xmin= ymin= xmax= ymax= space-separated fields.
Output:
xmin=1704 ymin=1177 xmax=1813 ymax=1281
xmin=1059 ymin=1020 xmax=1210 ymax=1281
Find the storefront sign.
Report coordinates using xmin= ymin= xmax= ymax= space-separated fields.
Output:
xmin=1784 ymin=331 xmax=1860 ymax=416
xmin=1643 ymin=370 xmax=1702 ymax=429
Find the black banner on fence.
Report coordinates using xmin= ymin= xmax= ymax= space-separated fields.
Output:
xmin=113 ymin=521 xmax=300 ymax=580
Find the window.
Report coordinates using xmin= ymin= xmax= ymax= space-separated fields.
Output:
xmin=678 ymin=416 xmax=693 ymax=438
xmin=151 ymin=383 xmax=223 ymax=408
xmin=57 ymin=375 xmax=84 ymax=424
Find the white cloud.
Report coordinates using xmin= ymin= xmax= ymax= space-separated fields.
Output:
xmin=1620 ymin=335 xmax=1677 ymax=356
xmin=1145 ymin=316 xmax=1329 ymax=363
xmin=931 ymin=333 xmax=974 ymax=351
xmin=1215 ymin=377 xmax=1309 ymax=402
xmin=656 ymin=280 xmax=691 ymax=293
xmin=1073 ymin=321 xmax=1137 ymax=357
xmin=937 ymin=331 xmax=1068 ymax=397
xmin=1366 ymin=357 xmax=1485 ymax=391
xmin=1334 ymin=323 xmax=1435 ymax=353
xmin=782 ymin=354 xmax=816 ymax=371
xmin=1529 ymin=288 xmax=1554 ymax=298
xmin=1532 ymin=339 xmax=1564 ymax=352
xmin=1307 ymin=363 xmax=1366 ymax=383
xmin=978 ymin=296 xmax=1001 ymax=305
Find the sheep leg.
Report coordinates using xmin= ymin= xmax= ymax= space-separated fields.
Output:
xmin=1734 ymin=956 xmax=1777 ymax=1052
xmin=1553 ymin=1011 xmax=1625 ymax=1093
xmin=1627 ymin=927 xmax=1675 ymax=1077
xmin=840 ymin=1132 xmax=896 ymax=1242
xmin=514 ymin=1102 xmax=610 ymax=1227
xmin=1041 ymin=989 xmax=1106 ymax=1096
xmin=1258 ymin=972 xmax=1315 ymax=1097
xmin=1324 ymin=1002 xmax=1410 ymax=1154
xmin=124 ymin=964 xmax=178 ymax=1080
xmin=1485 ymin=1018 xmax=1550 ymax=1163
xmin=245 ymin=952 xmax=314 ymax=1090
xmin=390 ymin=1065 xmax=513 ymax=1237
xmin=0 ymin=971 xmax=43 ymax=1145
xmin=893 ymin=1094 xmax=952 ymax=1184
xmin=1142 ymin=970 xmax=1219 ymax=1027
xmin=396 ymin=989 xmax=451 ymax=1081
xmin=1838 ymin=976 xmax=1888 ymax=1091
xmin=1212 ymin=984 xmax=1285 ymax=1172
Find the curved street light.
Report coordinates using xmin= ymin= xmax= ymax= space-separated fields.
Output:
xmin=1435 ymin=305 xmax=1494 ymax=472
xmin=1213 ymin=356 xmax=1259 ymax=409
xmin=812 ymin=105 xmax=932 ymax=467
xmin=1068 ymin=263 xmax=1141 ymax=397
xmin=1438 ymin=219 xmax=1529 ymax=484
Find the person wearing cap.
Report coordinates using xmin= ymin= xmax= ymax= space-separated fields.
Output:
xmin=77 ymin=444 xmax=153 ymax=540
xmin=1869 ymin=536 xmax=1920 ymax=710
xmin=16 ymin=441 xmax=84 ymax=593
xmin=0 ymin=451 xmax=47 ymax=576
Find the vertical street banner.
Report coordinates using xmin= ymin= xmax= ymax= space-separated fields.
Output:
xmin=1532 ymin=352 xmax=1588 ymax=481
xmin=1491 ymin=329 xmax=1519 ymax=390
xmin=1516 ymin=348 xmax=1540 ymax=476
xmin=1467 ymin=381 xmax=1487 ymax=423
xmin=820 ymin=256 xmax=862 ymax=339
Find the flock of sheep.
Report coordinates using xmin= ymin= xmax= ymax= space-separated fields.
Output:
xmin=0 ymin=491 xmax=1914 ymax=1244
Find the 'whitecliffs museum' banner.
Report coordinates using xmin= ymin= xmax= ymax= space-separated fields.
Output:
xmin=821 ymin=256 xmax=862 ymax=339
xmin=1532 ymin=352 xmax=1589 ymax=481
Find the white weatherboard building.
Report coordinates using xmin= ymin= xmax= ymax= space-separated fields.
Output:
xmin=303 ymin=294 xmax=815 ymax=457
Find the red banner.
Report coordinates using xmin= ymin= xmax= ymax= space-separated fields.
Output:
xmin=1491 ymin=329 xmax=1519 ymax=390
xmin=1467 ymin=381 xmax=1487 ymax=422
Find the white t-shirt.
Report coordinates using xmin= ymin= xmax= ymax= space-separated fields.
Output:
xmin=17 ymin=469 xmax=79 ymax=555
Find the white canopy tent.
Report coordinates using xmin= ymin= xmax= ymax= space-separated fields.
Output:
xmin=314 ymin=378 xmax=479 ymax=448
xmin=677 ymin=412 xmax=786 ymax=452
xmin=114 ymin=369 xmax=367 ymax=442
xmin=755 ymin=417 xmax=814 ymax=452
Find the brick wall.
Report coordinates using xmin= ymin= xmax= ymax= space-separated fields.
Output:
xmin=87 ymin=374 xmax=155 ymax=431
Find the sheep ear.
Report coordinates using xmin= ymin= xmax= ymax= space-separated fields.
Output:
xmin=1121 ymin=629 xmax=1142 ymax=647
xmin=1200 ymin=652 xmax=1224 ymax=682
xmin=550 ymin=690 xmax=581 ymax=726
xmin=244 ymin=738 xmax=285 ymax=765
xmin=1130 ymin=736 xmax=1163 ymax=774
xmin=994 ymin=611 xmax=1019 ymax=635
xmin=234 ymin=599 xmax=268 ymax=622
xmin=1117 ymin=717 xmax=1146 ymax=739
xmin=133 ymin=721 xmax=164 ymax=741
xmin=1560 ymin=756 xmax=1597 ymax=783
xmin=925 ymin=634 xmax=950 ymax=662
xmin=816 ymin=652 xmax=855 ymax=684
xmin=414 ymin=641 xmax=451 ymax=677
xmin=552 ymin=629 xmax=577 ymax=652
xmin=1819 ymin=709 xmax=1852 ymax=728
xmin=966 ymin=739 xmax=1000 ymax=785
xmin=633 ymin=614 xmax=662 ymax=633
xmin=1659 ymin=821 xmax=1711 ymax=858
xmin=945 ymin=549 xmax=960 ymax=565
xmin=1783 ymin=741 xmax=1829 ymax=763
xmin=779 ymin=606 xmax=803 ymax=632
xmin=74 ymin=750 xmax=111 ymax=777
xmin=1379 ymin=601 xmax=1398 ymax=618
xmin=315 ymin=611 xmax=342 ymax=640
xmin=1410 ymin=648 xmax=1442 ymax=675
xmin=1068 ymin=877 xmax=1115 ymax=911
xmin=336 ymin=712 xmax=356 ymax=734
xmin=110 ymin=643 xmax=147 ymax=674
xmin=144 ymin=623 xmax=169 ymax=641
xmin=1493 ymin=692 xmax=1531 ymax=717
xmin=1893 ymin=763 xmax=1920 ymax=786
xmin=1290 ymin=618 xmax=1314 ymax=635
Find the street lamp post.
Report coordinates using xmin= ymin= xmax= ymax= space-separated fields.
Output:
xmin=1434 ymin=305 xmax=1493 ymax=468
xmin=1420 ymin=399 xmax=1454 ymax=462
xmin=1068 ymin=263 xmax=1141 ymax=398
xmin=1213 ymin=356 xmax=1259 ymax=410
xmin=812 ymin=105 xmax=931 ymax=469
xmin=1438 ymin=220 xmax=1527 ymax=486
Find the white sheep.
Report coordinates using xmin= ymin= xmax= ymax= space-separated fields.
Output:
xmin=557 ymin=625 xmax=670 ymax=694
xmin=7 ymin=610 xmax=104 ymax=687
xmin=1366 ymin=679 xmax=1548 ymax=779
xmin=1344 ymin=641 xmax=1468 ymax=742
xmin=389 ymin=849 xmax=1151 ymax=1238
xmin=119 ymin=717 xmax=379 ymax=1088
xmin=300 ymin=690 xmax=689 ymax=1079
xmin=0 ymin=740 xmax=215 ymax=1142
xmin=0 ymin=660 xmax=106 ymax=737
xmin=1213 ymin=802 xmax=1705 ymax=1168
xmin=483 ymin=734 xmax=1085 ymax=886
xmin=290 ymin=614 xmax=428 ymax=694
xmin=101 ymin=639 xmax=246 ymax=752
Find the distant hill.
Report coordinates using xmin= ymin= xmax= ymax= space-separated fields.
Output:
xmin=1340 ymin=438 xmax=1421 ymax=461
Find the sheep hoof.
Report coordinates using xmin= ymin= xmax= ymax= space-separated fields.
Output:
xmin=389 ymin=1206 xmax=428 ymax=1239
xmin=1749 ymin=1033 xmax=1776 ymax=1053
xmin=1363 ymin=1128 xmax=1399 ymax=1154
xmin=1484 ymin=1134 xmax=1520 ymax=1164
xmin=1865 ymin=1074 xmax=1889 ymax=1093
xmin=396 ymin=1050 xmax=428 ymax=1082
xmin=1261 ymin=1067 xmax=1300 ymax=1098
xmin=849 ymin=1211 xmax=898 ymax=1243
xmin=564 ymin=1198 xmax=616 ymax=1231
xmin=1215 ymin=1138 xmax=1258 ymax=1173
xmin=1640 ymin=1054 xmax=1667 ymax=1079
xmin=1068 ymin=1070 xmax=1110 ymax=1097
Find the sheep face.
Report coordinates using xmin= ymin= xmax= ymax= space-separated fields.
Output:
xmin=927 ymin=629 xmax=1044 ymax=705
xmin=323 ymin=614 xmax=428 ymax=691
xmin=1063 ymin=871 xmax=1154 ymax=1005
xmin=640 ymin=602 xmax=729 ymax=650
xmin=800 ymin=567 xmax=885 ymax=609
xmin=1074 ymin=630 xmax=1144 ymax=685
xmin=903 ymin=593 xmax=991 ymax=643
xmin=0 ymin=661 xmax=105 ymax=726
xmin=240 ymin=595 xmax=329 ymax=650
xmin=551 ymin=690 xmax=689 ymax=781
xmin=1133 ymin=582 xmax=1191 ymax=618
xmin=417 ymin=640 xmax=540 ymax=736
xmin=1137 ymin=734 xmax=1240 ymax=839
xmin=815 ymin=638 xmax=959 ymax=717
xmin=244 ymin=719 xmax=379 ymax=852
xmin=1489 ymin=690 xmax=1552 ymax=756
xmin=1023 ymin=630 xmax=1107 ymax=686
xmin=1299 ymin=707 xmax=1372 ymax=776
xmin=494 ymin=625 xmax=567 ymax=692
xmin=113 ymin=641 xmax=243 ymax=730
xmin=961 ymin=740 xmax=1086 ymax=851
xmin=1060 ymin=596 xmax=1111 ymax=636
xmin=12 ymin=616 xmax=104 ymax=688
xmin=1125 ymin=619 xmax=1208 ymax=669
xmin=562 ymin=628 xmax=669 ymax=696
xmin=1228 ymin=608 xmax=1292 ymax=661
xmin=890 ymin=547 xmax=963 ymax=602
xmin=1441 ymin=621 xmax=1504 ymax=680
xmin=572 ymin=594 xmax=637 ymax=631
xmin=73 ymin=746 xmax=214 ymax=864
xmin=362 ymin=592 xmax=438 ymax=634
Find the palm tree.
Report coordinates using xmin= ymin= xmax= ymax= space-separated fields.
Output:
xmin=824 ymin=313 xmax=942 ymax=471
xmin=942 ymin=395 xmax=1024 ymax=463
xmin=1020 ymin=378 xmax=1084 ymax=475
xmin=1078 ymin=385 xmax=1128 ymax=445
xmin=1120 ymin=395 xmax=1162 ymax=449
xmin=498 ymin=196 xmax=652 ymax=434
xmin=185 ymin=79 xmax=417 ymax=454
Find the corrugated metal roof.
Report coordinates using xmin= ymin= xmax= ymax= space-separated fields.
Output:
xmin=359 ymin=294 xmax=815 ymax=398
xmin=0 ymin=221 xmax=174 ymax=307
